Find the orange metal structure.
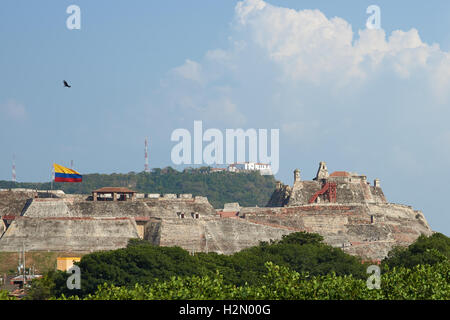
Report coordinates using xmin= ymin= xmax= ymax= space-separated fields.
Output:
xmin=308 ymin=182 xmax=337 ymax=204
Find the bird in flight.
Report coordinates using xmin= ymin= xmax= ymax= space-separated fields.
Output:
xmin=63 ymin=80 xmax=71 ymax=88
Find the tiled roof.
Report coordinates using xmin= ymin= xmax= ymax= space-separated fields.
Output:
xmin=330 ymin=171 xmax=350 ymax=177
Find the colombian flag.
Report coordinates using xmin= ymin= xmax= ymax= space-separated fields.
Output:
xmin=54 ymin=164 xmax=82 ymax=183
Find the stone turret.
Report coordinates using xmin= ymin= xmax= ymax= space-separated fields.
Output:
xmin=374 ymin=178 xmax=380 ymax=188
xmin=314 ymin=161 xmax=329 ymax=181
xmin=294 ymin=169 xmax=301 ymax=183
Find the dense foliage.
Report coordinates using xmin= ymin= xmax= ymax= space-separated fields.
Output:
xmin=382 ymin=233 xmax=450 ymax=269
xmin=56 ymin=261 xmax=450 ymax=300
xmin=0 ymin=290 xmax=15 ymax=300
xmin=27 ymin=232 xmax=370 ymax=299
xmin=0 ymin=167 xmax=276 ymax=208
xmin=8 ymin=232 xmax=450 ymax=300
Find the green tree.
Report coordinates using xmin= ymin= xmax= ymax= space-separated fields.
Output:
xmin=56 ymin=260 xmax=450 ymax=300
xmin=42 ymin=232 xmax=369 ymax=297
xmin=0 ymin=290 xmax=15 ymax=300
xmin=277 ymin=231 xmax=324 ymax=245
xmin=25 ymin=270 xmax=74 ymax=300
xmin=382 ymin=233 xmax=450 ymax=270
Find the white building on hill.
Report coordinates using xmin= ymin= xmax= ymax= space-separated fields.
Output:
xmin=227 ymin=162 xmax=272 ymax=175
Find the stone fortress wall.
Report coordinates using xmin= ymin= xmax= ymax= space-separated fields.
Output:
xmin=0 ymin=162 xmax=433 ymax=261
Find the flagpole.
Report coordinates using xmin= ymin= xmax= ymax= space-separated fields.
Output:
xmin=51 ymin=163 xmax=54 ymax=198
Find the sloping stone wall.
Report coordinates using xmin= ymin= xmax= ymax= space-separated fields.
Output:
xmin=0 ymin=217 xmax=139 ymax=252
xmin=240 ymin=203 xmax=432 ymax=260
xmin=0 ymin=219 xmax=5 ymax=237
xmin=0 ymin=191 xmax=35 ymax=217
xmin=156 ymin=216 xmax=292 ymax=255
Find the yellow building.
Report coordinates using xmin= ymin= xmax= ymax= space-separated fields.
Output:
xmin=56 ymin=257 xmax=81 ymax=271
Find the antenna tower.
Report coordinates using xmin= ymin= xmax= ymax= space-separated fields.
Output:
xmin=12 ymin=154 xmax=16 ymax=183
xmin=145 ymin=137 xmax=150 ymax=173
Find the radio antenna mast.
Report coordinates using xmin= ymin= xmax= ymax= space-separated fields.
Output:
xmin=145 ymin=137 xmax=150 ymax=173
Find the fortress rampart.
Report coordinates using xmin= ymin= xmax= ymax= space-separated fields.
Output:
xmin=0 ymin=162 xmax=434 ymax=260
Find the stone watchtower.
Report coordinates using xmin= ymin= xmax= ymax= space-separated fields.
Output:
xmin=314 ymin=161 xmax=329 ymax=181
xmin=294 ymin=169 xmax=301 ymax=183
xmin=374 ymin=178 xmax=381 ymax=188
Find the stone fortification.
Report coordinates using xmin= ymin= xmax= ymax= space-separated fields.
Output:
xmin=0 ymin=194 xmax=217 ymax=252
xmin=0 ymin=190 xmax=35 ymax=218
xmin=0 ymin=219 xmax=5 ymax=237
xmin=0 ymin=163 xmax=434 ymax=260
xmin=0 ymin=217 xmax=139 ymax=252
xmin=149 ymin=215 xmax=291 ymax=255
xmin=239 ymin=203 xmax=430 ymax=260
xmin=268 ymin=163 xmax=387 ymax=206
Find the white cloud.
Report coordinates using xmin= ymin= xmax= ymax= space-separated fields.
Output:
xmin=157 ymin=0 xmax=450 ymax=178
xmin=0 ymin=99 xmax=27 ymax=120
xmin=164 ymin=0 xmax=450 ymax=110
xmin=231 ymin=0 xmax=450 ymax=91
xmin=172 ymin=59 xmax=205 ymax=84
xmin=203 ymin=97 xmax=246 ymax=127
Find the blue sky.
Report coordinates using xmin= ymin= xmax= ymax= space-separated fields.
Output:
xmin=1 ymin=1 xmax=450 ymax=234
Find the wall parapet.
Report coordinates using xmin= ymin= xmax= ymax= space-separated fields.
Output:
xmin=136 ymin=193 xmax=207 ymax=202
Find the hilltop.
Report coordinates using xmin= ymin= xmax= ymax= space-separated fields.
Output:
xmin=0 ymin=167 xmax=276 ymax=208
